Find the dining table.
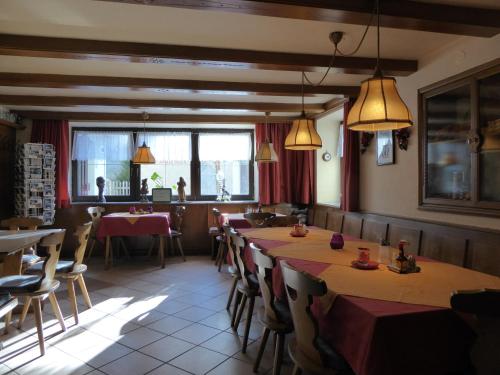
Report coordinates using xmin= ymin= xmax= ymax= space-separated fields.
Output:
xmin=237 ymin=226 xmax=500 ymax=375
xmin=221 ymin=212 xmax=285 ymax=229
xmin=96 ymin=212 xmax=171 ymax=269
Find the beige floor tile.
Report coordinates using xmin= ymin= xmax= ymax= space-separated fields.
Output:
xmin=146 ymin=315 xmax=192 ymax=335
xmin=171 ymin=323 xmax=221 ymax=345
xmin=139 ymin=335 xmax=194 ymax=362
xmin=207 ymin=357 xmax=256 ymax=375
xmin=169 ymin=346 xmax=228 ymax=375
xmin=173 ymin=306 xmax=217 ymax=322
xmin=85 ymin=315 xmax=140 ymax=340
xmin=201 ymin=331 xmax=246 ymax=356
xmin=100 ymin=351 xmax=162 ymax=375
xmin=116 ymin=327 xmax=165 ymax=350
xmin=147 ymin=364 xmax=190 ymax=375
xmin=72 ymin=341 xmax=133 ymax=368
xmin=198 ymin=311 xmax=233 ymax=330
xmin=173 ymin=292 xmax=213 ymax=305
xmin=153 ymin=299 xmax=191 ymax=315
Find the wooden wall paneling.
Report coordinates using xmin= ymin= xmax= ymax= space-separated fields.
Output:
xmin=313 ymin=206 xmax=328 ymax=229
xmin=342 ymin=213 xmax=364 ymax=238
xmin=467 ymin=236 xmax=500 ymax=277
xmin=420 ymin=231 xmax=468 ymax=267
xmin=326 ymin=211 xmax=344 ymax=233
xmin=361 ymin=219 xmax=389 ymax=243
xmin=0 ymin=126 xmax=15 ymax=220
xmin=388 ymin=225 xmax=422 ymax=255
xmin=307 ymin=208 xmax=315 ymax=226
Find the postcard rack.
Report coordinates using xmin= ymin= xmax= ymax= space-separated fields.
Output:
xmin=15 ymin=143 xmax=56 ymax=225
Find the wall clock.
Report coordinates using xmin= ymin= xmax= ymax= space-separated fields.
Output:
xmin=322 ymin=151 xmax=332 ymax=162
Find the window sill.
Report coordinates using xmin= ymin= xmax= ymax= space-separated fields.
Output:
xmin=70 ymin=200 xmax=258 ymax=206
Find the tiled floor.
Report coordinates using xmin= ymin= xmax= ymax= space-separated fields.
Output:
xmin=0 ymin=256 xmax=294 ymax=375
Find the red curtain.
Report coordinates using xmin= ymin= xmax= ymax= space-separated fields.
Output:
xmin=31 ymin=120 xmax=70 ymax=209
xmin=341 ymin=100 xmax=360 ymax=212
xmin=256 ymin=123 xmax=314 ymax=205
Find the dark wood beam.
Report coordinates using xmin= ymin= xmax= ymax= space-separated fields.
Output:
xmin=0 ymin=94 xmax=323 ymax=113
xmin=0 ymin=34 xmax=417 ymax=76
xmin=0 ymin=73 xmax=359 ymax=96
xmin=14 ymin=110 xmax=296 ymax=123
xmin=95 ymin=0 xmax=500 ymax=37
xmin=314 ymin=97 xmax=348 ymax=119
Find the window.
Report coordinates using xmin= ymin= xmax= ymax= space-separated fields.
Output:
xmin=138 ymin=132 xmax=192 ymax=197
xmin=72 ymin=131 xmax=134 ymax=198
xmin=199 ymin=133 xmax=252 ymax=199
xmin=71 ymin=127 xmax=254 ymax=202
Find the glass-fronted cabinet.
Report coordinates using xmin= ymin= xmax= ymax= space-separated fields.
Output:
xmin=419 ymin=61 xmax=500 ymax=216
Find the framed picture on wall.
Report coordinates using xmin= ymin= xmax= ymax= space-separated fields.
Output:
xmin=377 ymin=131 xmax=395 ymax=166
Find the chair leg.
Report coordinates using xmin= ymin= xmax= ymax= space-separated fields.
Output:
xmin=66 ymin=279 xmax=79 ymax=325
xmin=234 ymin=294 xmax=247 ymax=330
xmin=273 ymin=332 xmax=285 ymax=375
xmin=175 ymin=237 xmax=186 ymax=261
xmin=48 ymin=292 xmax=66 ymax=331
xmin=3 ymin=311 xmax=12 ymax=335
xmin=18 ymin=297 xmax=32 ymax=329
xmin=159 ymin=236 xmax=165 ymax=269
xmin=86 ymin=239 xmax=96 ymax=262
xmin=226 ymin=277 xmax=238 ymax=311
xmin=118 ymin=238 xmax=131 ymax=259
xmin=147 ymin=235 xmax=156 ymax=257
xmin=231 ymin=290 xmax=242 ymax=328
xmin=210 ymin=236 xmax=215 ymax=259
xmin=77 ymin=274 xmax=92 ymax=309
xmin=242 ymin=296 xmax=255 ymax=353
xmin=215 ymin=240 xmax=223 ymax=267
xmin=32 ymin=298 xmax=45 ymax=356
xmin=253 ymin=327 xmax=271 ymax=373
xmin=218 ymin=242 xmax=228 ymax=273
xmin=291 ymin=365 xmax=302 ymax=375
xmin=168 ymin=236 xmax=175 ymax=257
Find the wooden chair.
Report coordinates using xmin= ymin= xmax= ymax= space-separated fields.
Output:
xmin=86 ymin=206 xmax=105 ymax=261
xmin=251 ymin=244 xmax=293 ymax=375
xmin=0 ymin=217 xmax=44 ymax=271
xmin=342 ymin=214 xmax=363 ymax=239
xmin=361 ymin=219 xmax=388 ymax=243
xmin=0 ymin=230 xmax=67 ymax=355
xmin=280 ymin=261 xmax=353 ymax=375
xmin=222 ymin=225 xmax=241 ymax=314
xmin=209 ymin=208 xmax=222 ymax=259
xmin=0 ymin=293 xmax=18 ymax=349
xmin=166 ymin=206 xmax=186 ymax=261
xmin=230 ymin=229 xmax=259 ymax=353
xmin=260 ymin=215 xmax=299 ymax=228
xmin=27 ymin=223 xmax=93 ymax=325
xmin=326 ymin=211 xmax=344 ymax=233
xmin=388 ymin=225 xmax=422 ymax=254
xmin=243 ymin=212 xmax=275 ymax=227
xmin=451 ymin=289 xmax=500 ymax=375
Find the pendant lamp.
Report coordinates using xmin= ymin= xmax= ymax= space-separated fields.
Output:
xmin=347 ymin=0 xmax=413 ymax=131
xmin=255 ymin=112 xmax=279 ymax=162
xmin=132 ymin=112 xmax=156 ymax=164
xmin=285 ymin=73 xmax=322 ymax=150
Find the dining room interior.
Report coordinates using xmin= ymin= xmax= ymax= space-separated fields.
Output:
xmin=0 ymin=0 xmax=499 ymax=374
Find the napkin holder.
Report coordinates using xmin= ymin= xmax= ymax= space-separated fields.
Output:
xmin=388 ymin=254 xmax=421 ymax=274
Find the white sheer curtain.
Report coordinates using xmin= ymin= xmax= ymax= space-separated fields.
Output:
xmin=136 ymin=132 xmax=191 ymax=162
xmin=199 ymin=133 xmax=252 ymax=161
xmin=72 ymin=131 xmax=134 ymax=161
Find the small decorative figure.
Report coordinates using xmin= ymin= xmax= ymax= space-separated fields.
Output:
xmin=395 ymin=128 xmax=411 ymax=151
xmin=361 ymin=132 xmax=375 ymax=154
xmin=140 ymin=178 xmax=149 ymax=202
xmin=96 ymin=176 xmax=106 ymax=203
xmin=177 ymin=177 xmax=186 ymax=202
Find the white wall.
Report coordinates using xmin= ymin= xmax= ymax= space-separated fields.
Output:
xmin=316 ymin=109 xmax=343 ymax=206
xmin=360 ymin=34 xmax=500 ymax=230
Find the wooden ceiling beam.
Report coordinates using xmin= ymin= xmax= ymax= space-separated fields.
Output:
xmin=95 ymin=0 xmax=500 ymax=37
xmin=14 ymin=110 xmax=297 ymax=123
xmin=0 ymin=94 xmax=324 ymax=113
xmin=0 ymin=34 xmax=417 ymax=76
xmin=0 ymin=73 xmax=359 ymax=96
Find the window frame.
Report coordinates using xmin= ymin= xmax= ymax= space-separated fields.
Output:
xmin=71 ymin=126 xmax=255 ymax=202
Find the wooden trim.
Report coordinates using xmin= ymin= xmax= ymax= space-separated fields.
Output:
xmin=0 ymin=73 xmax=359 ymax=97
xmin=0 ymin=34 xmax=417 ymax=76
xmin=0 ymin=94 xmax=323 ymax=113
xmin=314 ymin=97 xmax=348 ymax=119
xmin=0 ymin=118 xmax=24 ymax=130
xmin=95 ymin=0 xmax=500 ymax=37
xmin=15 ymin=111 xmax=297 ymax=123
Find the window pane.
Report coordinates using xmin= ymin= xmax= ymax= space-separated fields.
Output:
xmin=138 ymin=133 xmax=192 ymax=196
xmin=425 ymin=85 xmax=471 ymax=200
xmin=199 ymin=133 xmax=252 ymax=197
xmin=73 ymin=131 xmax=133 ymax=197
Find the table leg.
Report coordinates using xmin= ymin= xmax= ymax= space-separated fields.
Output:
xmin=159 ymin=236 xmax=165 ymax=269
xmin=105 ymin=236 xmax=112 ymax=270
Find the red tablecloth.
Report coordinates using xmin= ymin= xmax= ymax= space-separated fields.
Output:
xmin=241 ymin=231 xmax=474 ymax=375
xmin=220 ymin=213 xmax=252 ymax=229
xmin=97 ymin=212 xmax=171 ymax=241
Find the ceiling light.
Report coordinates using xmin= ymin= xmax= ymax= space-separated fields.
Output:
xmin=256 ymin=112 xmax=279 ymax=162
xmin=132 ymin=112 xmax=156 ymax=164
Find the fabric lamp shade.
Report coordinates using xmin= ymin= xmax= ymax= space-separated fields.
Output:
xmin=133 ymin=142 xmax=156 ymax=164
xmin=347 ymin=76 xmax=413 ymax=131
xmin=255 ymin=141 xmax=279 ymax=162
xmin=285 ymin=116 xmax=322 ymax=150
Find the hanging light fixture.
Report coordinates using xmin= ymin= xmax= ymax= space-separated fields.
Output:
xmin=132 ymin=112 xmax=156 ymax=164
xmin=347 ymin=0 xmax=413 ymax=131
xmin=285 ymin=73 xmax=322 ymax=150
xmin=255 ymin=112 xmax=279 ymax=162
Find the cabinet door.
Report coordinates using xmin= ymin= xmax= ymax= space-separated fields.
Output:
xmin=425 ymin=84 xmax=472 ymax=201
xmin=478 ymin=71 xmax=500 ymax=203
